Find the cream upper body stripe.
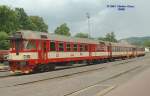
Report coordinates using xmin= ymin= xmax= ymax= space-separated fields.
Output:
xmin=48 ymin=52 xmax=109 ymax=58
xmin=8 ymin=52 xmax=38 ymax=60
xmin=8 ymin=51 xmax=138 ymax=60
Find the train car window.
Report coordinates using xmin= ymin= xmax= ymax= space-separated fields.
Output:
xmin=112 ymin=46 xmax=114 ymax=52
xmin=85 ymin=44 xmax=88 ymax=51
xmin=130 ymin=48 xmax=132 ymax=51
xmin=96 ymin=44 xmax=106 ymax=52
xmin=59 ymin=42 xmax=64 ymax=51
xmin=80 ymin=44 xmax=84 ymax=52
xmin=127 ymin=48 xmax=129 ymax=51
xmin=50 ymin=41 xmax=56 ymax=51
xmin=95 ymin=45 xmax=99 ymax=51
xmin=111 ymin=47 xmax=113 ymax=52
xmin=112 ymin=47 xmax=113 ymax=52
xmin=66 ymin=43 xmax=71 ymax=51
xmin=26 ymin=40 xmax=36 ymax=50
xmin=117 ymin=47 xmax=119 ymax=52
xmin=115 ymin=47 xmax=117 ymax=52
xmin=73 ymin=44 xmax=78 ymax=51
xmin=113 ymin=47 xmax=114 ymax=52
xmin=96 ymin=45 xmax=100 ymax=51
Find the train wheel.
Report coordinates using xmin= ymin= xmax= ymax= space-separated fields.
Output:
xmin=39 ymin=64 xmax=45 ymax=72
xmin=45 ymin=64 xmax=50 ymax=72
xmin=49 ymin=63 xmax=56 ymax=70
xmin=86 ymin=60 xmax=93 ymax=65
xmin=32 ymin=64 xmax=41 ymax=73
xmin=33 ymin=64 xmax=56 ymax=73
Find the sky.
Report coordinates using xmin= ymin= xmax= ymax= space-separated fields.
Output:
xmin=0 ymin=0 xmax=150 ymax=39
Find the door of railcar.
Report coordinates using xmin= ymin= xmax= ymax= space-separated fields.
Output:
xmin=108 ymin=43 xmax=112 ymax=58
xmin=89 ymin=44 xmax=92 ymax=57
xmin=39 ymin=40 xmax=49 ymax=63
xmin=89 ymin=44 xmax=95 ymax=57
xmin=132 ymin=48 xmax=137 ymax=57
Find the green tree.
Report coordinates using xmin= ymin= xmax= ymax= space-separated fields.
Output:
xmin=54 ymin=23 xmax=71 ymax=36
xmin=0 ymin=5 xmax=18 ymax=33
xmin=15 ymin=8 xmax=34 ymax=30
xmin=143 ymin=40 xmax=150 ymax=47
xmin=98 ymin=37 xmax=106 ymax=41
xmin=0 ymin=5 xmax=48 ymax=34
xmin=105 ymin=32 xmax=117 ymax=42
xmin=98 ymin=32 xmax=117 ymax=42
xmin=29 ymin=16 xmax=48 ymax=32
xmin=0 ymin=32 xmax=9 ymax=50
xmin=98 ymin=32 xmax=118 ymax=42
xmin=75 ymin=33 xmax=88 ymax=38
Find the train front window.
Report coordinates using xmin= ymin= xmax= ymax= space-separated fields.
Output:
xmin=10 ymin=39 xmax=24 ymax=55
xmin=26 ymin=40 xmax=36 ymax=50
xmin=15 ymin=40 xmax=21 ymax=55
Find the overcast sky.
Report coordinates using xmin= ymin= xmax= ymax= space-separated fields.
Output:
xmin=0 ymin=0 xmax=150 ymax=39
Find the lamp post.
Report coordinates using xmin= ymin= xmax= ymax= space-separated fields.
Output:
xmin=86 ymin=12 xmax=91 ymax=38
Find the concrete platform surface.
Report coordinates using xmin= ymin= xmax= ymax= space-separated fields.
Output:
xmin=104 ymin=65 xmax=150 ymax=96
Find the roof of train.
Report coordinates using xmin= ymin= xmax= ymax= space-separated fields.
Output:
xmin=15 ymin=30 xmax=135 ymax=47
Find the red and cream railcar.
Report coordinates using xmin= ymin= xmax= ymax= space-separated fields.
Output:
xmin=8 ymin=30 xmax=111 ymax=73
xmin=136 ymin=47 xmax=145 ymax=56
xmin=111 ymin=43 xmax=137 ymax=58
xmin=8 ymin=30 xmax=145 ymax=74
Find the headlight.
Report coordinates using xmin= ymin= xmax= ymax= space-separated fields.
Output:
xmin=4 ymin=54 xmax=9 ymax=60
xmin=5 ymin=54 xmax=14 ymax=60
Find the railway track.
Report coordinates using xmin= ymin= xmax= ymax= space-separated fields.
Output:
xmin=0 ymin=57 xmax=135 ymax=80
xmin=0 ymin=56 xmax=142 ymax=89
xmin=65 ymin=65 xmax=141 ymax=96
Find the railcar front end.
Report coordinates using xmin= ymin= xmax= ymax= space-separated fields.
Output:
xmin=8 ymin=32 xmax=39 ymax=74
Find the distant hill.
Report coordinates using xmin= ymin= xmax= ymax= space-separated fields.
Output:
xmin=120 ymin=36 xmax=150 ymax=46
